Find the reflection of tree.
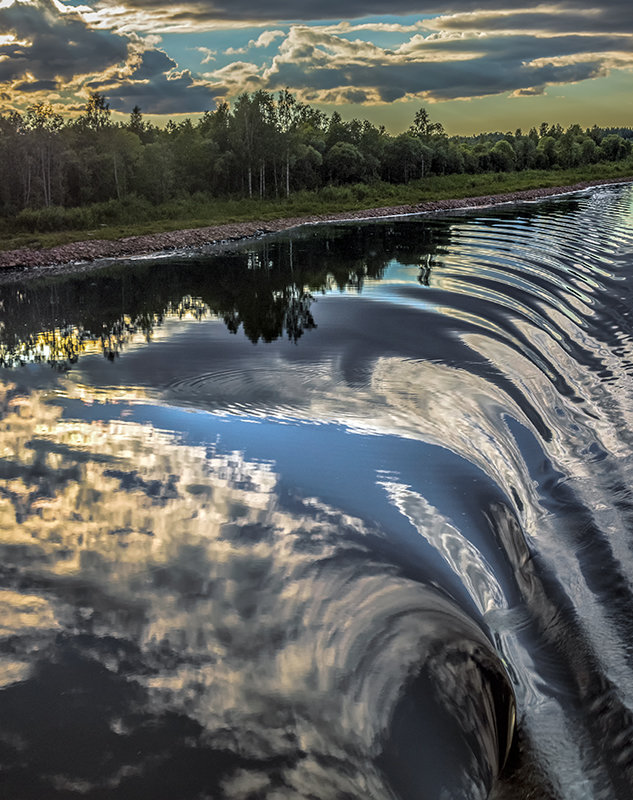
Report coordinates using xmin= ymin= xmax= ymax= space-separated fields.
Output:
xmin=0 ymin=217 xmax=454 ymax=366
xmin=418 ymin=258 xmax=432 ymax=287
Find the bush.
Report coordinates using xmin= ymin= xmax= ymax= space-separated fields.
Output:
xmin=352 ymin=183 xmax=370 ymax=202
xmin=318 ymin=185 xmax=353 ymax=203
xmin=14 ymin=206 xmax=70 ymax=232
xmin=9 ymin=195 xmax=159 ymax=233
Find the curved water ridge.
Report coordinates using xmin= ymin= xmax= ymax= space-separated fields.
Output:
xmin=1 ymin=184 xmax=633 ymax=799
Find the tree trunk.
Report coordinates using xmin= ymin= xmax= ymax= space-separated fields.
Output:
xmin=47 ymin=146 xmax=52 ymax=205
xmin=113 ymin=153 xmax=121 ymax=200
xmin=22 ymin=156 xmax=32 ymax=208
xmin=40 ymin=148 xmax=49 ymax=206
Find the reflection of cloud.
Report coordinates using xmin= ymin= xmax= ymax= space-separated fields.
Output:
xmin=0 ymin=381 xmax=510 ymax=798
xmin=378 ymin=481 xmax=505 ymax=615
xmin=155 ymin=348 xmax=542 ymax=532
xmin=0 ymin=589 xmax=60 ymax=689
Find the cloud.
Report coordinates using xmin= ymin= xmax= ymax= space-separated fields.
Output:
xmin=319 ymin=20 xmax=430 ymax=34
xmin=88 ymin=49 xmax=221 ymax=113
xmin=424 ymin=6 xmax=633 ymax=36
xmin=4 ymin=0 xmax=633 ymax=118
xmin=202 ymin=58 xmax=265 ymax=95
xmin=196 ymin=45 xmax=216 ymax=63
xmin=101 ymin=73 xmax=220 ymax=114
xmin=225 ymin=29 xmax=284 ymax=55
xmin=197 ymin=21 xmax=633 ymax=107
xmin=0 ymin=0 xmax=218 ymax=114
xmin=251 ymin=29 xmax=285 ymax=48
xmin=129 ymin=47 xmax=177 ymax=78
xmin=0 ymin=0 xmax=129 ymax=84
xmin=88 ymin=0 xmax=633 ymax=32
xmin=301 ymin=86 xmax=382 ymax=104
xmin=12 ymin=78 xmax=59 ymax=92
xmin=510 ymin=86 xmax=545 ymax=97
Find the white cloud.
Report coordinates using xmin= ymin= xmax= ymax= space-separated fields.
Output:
xmin=196 ymin=45 xmax=216 ymax=63
xmin=225 ymin=28 xmax=284 ymax=55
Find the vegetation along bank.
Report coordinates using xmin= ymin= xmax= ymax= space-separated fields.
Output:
xmin=1 ymin=90 xmax=631 ymax=270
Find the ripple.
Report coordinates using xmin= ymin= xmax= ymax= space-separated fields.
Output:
xmin=3 ymin=183 xmax=633 ymax=799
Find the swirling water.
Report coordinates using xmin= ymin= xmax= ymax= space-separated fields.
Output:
xmin=1 ymin=184 xmax=633 ymax=799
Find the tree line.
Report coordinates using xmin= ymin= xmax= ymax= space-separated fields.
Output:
xmin=0 ymin=90 xmax=631 ymax=216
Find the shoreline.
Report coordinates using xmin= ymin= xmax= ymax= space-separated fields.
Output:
xmin=1 ymin=175 xmax=631 ymax=278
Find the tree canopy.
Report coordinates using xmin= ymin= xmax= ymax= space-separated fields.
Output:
xmin=0 ymin=91 xmax=631 ymax=216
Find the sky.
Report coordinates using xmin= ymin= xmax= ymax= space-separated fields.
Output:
xmin=0 ymin=0 xmax=631 ymax=134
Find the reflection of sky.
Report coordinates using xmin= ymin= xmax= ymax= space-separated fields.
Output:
xmin=0 ymin=381 xmax=509 ymax=799
xmin=3 ymin=186 xmax=633 ymax=798
xmin=59 ymin=393 xmax=510 ymax=616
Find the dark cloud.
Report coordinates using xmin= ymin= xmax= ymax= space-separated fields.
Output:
xmin=0 ymin=0 xmax=129 ymax=84
xmin=130 ymin=49 xmax=177 ymax=80
xmin=308 ymin=87 xmax=373 ymax=103
xmin=90 ymin=68 xmax=220 ymax=113
xmin=411 ymin=30 xmax=633 ymax=70
xmin=12 ymin=79 xmax=59 ymax=92
xmin=258 ymin=27 xmax=633 ymax=104
xmin=1 ymin=1 xmax=215 ymax=115
xmin=337 ymin=88 xmax=373 ymax=103
xmin=431 ymin=8 xmax=633 ymax=35
xmin=4 ymin=0 xmax=632 ymax=115
xmin=275 ymin=57 xmax=608 ymax=102
xmin=93 ymin=0 xmax=633 ymax=30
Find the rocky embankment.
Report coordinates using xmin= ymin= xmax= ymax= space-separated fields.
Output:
xmin=1 ymin=176 xmax=631 ymax=276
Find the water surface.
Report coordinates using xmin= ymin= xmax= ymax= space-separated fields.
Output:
xmin=2 ymin=185 xmax=633 ymax=799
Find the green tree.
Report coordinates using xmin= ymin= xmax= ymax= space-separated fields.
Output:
xmin=277 ymin=88 xmax=303 ymax=197
xmin=600 ymin=134 xmax=631 ymax=161
xmin=489 ymin=139 xmax=516 ymax=171
xmin=23 ymin=103 xmax=65 ymax=207
xmin=324 ymin=141 xmax=365 ymax=184
xmin=383 ymin=134 xmax=427 ymax=182
xmin=79 ymin=93 xmax=111 ymax=131
xmin=536 ymin=136 xmax=556 ymax=168
xmin=408 ymin=107 xmax=445 ymax=139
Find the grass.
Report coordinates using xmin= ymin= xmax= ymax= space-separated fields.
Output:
xmin=1 ymin=159 xmax=632 ymax=252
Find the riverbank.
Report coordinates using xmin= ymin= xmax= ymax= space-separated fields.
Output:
xmin=1 ymin=175 xmax=631 ymax=275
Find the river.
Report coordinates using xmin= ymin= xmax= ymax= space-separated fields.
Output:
xmin=1 ymin=183 xmax=633 ymax=799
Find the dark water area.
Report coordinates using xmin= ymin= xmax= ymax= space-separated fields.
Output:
xmin=1 ymin=184 xmax=633 ymax=799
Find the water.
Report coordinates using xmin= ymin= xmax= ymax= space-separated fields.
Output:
xmin=1 ymin=184 xmax=633 ymax=799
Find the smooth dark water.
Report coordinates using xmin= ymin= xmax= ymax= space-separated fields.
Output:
xmin=1 ymin=184 xmax=633 ymax=799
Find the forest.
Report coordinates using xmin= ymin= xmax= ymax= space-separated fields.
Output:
xmin=1 ymin=89 xmax=632 ymax=233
